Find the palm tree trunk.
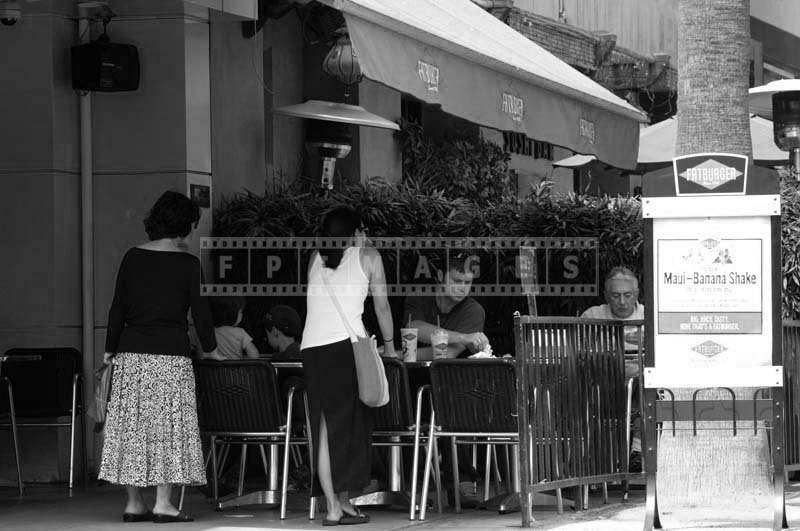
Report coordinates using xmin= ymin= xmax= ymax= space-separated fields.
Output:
xmin=658 ymin=0 xmax=772 ymax=511
xmin=676 ymin=0 xmax=752 ymax=156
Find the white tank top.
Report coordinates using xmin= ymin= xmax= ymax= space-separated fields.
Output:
xmin=301 ymin=246 xmax=369 ymax=350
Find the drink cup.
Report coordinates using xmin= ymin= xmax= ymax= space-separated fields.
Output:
xmin=401 ymin=328 xmax=418 ymax=362
xmin=431 ymin=328 xmax=449 ymax=360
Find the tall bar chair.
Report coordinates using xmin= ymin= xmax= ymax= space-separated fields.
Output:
xmin=0 ymin=348 xmax=86 ymax=492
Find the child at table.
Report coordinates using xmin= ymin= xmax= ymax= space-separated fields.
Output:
xmin=207 ymin=296 xmax=259 ymax=360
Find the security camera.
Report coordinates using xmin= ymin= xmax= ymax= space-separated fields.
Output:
xmin=0 ymin=2 xmax=21 ymax=26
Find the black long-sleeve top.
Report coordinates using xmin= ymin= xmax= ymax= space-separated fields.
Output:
xmin=105 ymin=247 xmax=217 ymax=356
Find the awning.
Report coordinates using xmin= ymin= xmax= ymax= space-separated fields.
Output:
xmin=638 ymin=116 xmax=787 ymax=167
xmin=553 ymin=154 xmax=596 ymax=168
xmin=321 ymin=0 xmax=647 ymax=169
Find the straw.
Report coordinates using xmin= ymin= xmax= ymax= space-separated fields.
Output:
xmin=407 ymin=313 xmax=412 ymax=328
xmin=437 ymin=315 xmax=440 ymax=329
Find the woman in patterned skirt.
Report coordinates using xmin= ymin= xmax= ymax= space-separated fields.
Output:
xmin=99 ymin=191 xmax=218 ymax=523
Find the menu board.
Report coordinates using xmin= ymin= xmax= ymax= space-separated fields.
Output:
xmin=653 ymin=216 xmax=772 ymax=370
xmin=658 ymin=238 xmax=762 ymax=334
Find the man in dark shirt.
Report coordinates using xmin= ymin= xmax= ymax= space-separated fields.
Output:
xmin=403 ymin=254 xmax=488 ymax=359
xmin=264 ymin=305 xmax=302 ymax=360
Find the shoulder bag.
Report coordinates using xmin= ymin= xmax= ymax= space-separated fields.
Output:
xmin=320 ymin=272 xmax=389 ymax=408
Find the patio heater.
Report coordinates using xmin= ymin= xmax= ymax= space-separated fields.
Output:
xmin=272 ymin=24 xmax=398 ymax=189
xmin=749 ymin=79 xmax=800 ymax=180
xmin=273 ymin=100 xmax=399 ymax=189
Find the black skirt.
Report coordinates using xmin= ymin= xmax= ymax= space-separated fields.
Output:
xmin=302 ymin=338 xmax=372 ymax=494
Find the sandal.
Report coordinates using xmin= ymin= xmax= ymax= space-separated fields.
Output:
xmin=340 ymin=509 xmax=370 ymax=525
xmin=152 ymin=511 xmax=194 ymax=523
xmin=122 ymin=511 xmax=153 ymax=523
xmin=322 ymin=516 xmax=342 ymax=526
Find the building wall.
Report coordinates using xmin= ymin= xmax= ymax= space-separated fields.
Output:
xmin=263 ymin=11 xmax=305 ymax=188
xmin=0 ymin=4 xmax=82 ymax=351
xmin=515 ymin=0 xmax=678 ymax=58
xmin=0 ymin=1 xmax=82 ymax=483
xmin=751 ymin=0 xmax=800 ymax=38
xmin=516 ymin=0 xmax=800 ymax=75
xmin=0 ymin=0 xmax=263 ymax=482
xmin=210 ymin=11 xmax=266 ymax=200
xmin=358 ymin=80 xmax=402 ymax=183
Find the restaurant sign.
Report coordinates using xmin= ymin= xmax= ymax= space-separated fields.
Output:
xmin=502 ymin=92 xmax=524 ymax=123
xmin=657 ymin=237 xmax=762 ymax=334
xmin=417 ymin=60 xmax=440 ymax=93
xmin=673 ymin=152 xmax=748 ymax=196
xmin=579 ymin=118 xmax=595 ymax=144
xmin=652 ymin=216 xmax=771 ymax=372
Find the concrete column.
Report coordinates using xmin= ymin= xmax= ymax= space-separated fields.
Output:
xmin=358 ymin=80 xmax=402 ymax=184
xmin=0 ymin=0 xmax=226 ymax=480
xmin=0 ymin=1 xmax=81 ymax=483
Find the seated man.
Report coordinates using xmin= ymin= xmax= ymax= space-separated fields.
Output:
xmin=403 ymin=254 xmax=488 ymax=360
xmin=581 ymin=266 xmax=645 ymax=368
xmin=581 ymin=266 xmax=645 ymax=471
xmin=264 ymin=305 xmax=302 ymax=360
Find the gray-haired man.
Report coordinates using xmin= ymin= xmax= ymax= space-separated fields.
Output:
xmin=581 ymin=266 xmax=645 ymax=471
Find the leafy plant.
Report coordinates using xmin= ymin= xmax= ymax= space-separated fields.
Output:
xmin=782 ymin=177 xmax=800 ymax=319
xmin=401 ymin=119 xmax=514 ymax=204
xmin=213 ymin=180 xmax=646 ymax=354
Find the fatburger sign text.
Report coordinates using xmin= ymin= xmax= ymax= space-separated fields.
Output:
xmin=673 ymin=153 xmax=748 ymax=195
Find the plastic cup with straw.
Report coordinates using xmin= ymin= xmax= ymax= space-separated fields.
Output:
xmin=400 ymin=313 xmax=418 ymax=362
xmin=431 ymin=315 xmax=448 ymax=360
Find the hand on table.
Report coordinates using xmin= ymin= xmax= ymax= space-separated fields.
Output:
xmin=381 ymin=343 xmax=399 ymax=358
xmin=201 ymin=349 xmax=225 ymax=361
xmin=463 ymin=332 xmax=490 ymax=353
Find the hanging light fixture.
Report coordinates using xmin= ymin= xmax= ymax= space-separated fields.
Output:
xmin=322 ymin=27 xmax=363 ymax=98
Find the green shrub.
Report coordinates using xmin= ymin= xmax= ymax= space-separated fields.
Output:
xmin=401 ymin=119 xmax=514 ymax=204
xmin=782 ymin=178 xmax=800 ymax=319
xmin=213 ymin=181 xmax=644 ymax=354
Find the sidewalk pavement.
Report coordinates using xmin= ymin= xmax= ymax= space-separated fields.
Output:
xmin=3 ymin=483 xmax=800 ymax=530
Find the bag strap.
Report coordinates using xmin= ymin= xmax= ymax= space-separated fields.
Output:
xmin=319 ymin=266 xmax=360 ymax=342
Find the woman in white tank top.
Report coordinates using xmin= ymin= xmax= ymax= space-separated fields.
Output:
xmin=301 ymin=206 xmax=395 ymax=525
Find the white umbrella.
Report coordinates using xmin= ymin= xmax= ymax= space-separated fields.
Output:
xmin=637 ymin=115 xmax=787 ymax=166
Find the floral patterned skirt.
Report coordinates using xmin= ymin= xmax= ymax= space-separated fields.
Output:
xmin=98 ymin=352 xmax=206 ymax=487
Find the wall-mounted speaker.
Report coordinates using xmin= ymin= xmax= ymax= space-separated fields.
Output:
xmin=71 ymin=36 xmax=139 ymax=92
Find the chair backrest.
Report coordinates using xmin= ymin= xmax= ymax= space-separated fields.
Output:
xmin=429 ymin=358 xmax=517 ymax=434
xmin=194 ymin=359 xmax=283 ymax=434
xmin=1 ymin=348 xmax=82 ymax=417
xmin=0 ymin=377 xmax=11 ymax=418
xmin=373 ymin=357 xmax=413 ymax=431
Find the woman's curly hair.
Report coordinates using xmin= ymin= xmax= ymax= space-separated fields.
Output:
xmin=143 ymin=190 xmax=200 ymax=240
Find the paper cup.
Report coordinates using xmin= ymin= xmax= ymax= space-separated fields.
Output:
xmin=401 ymin=328 xmax=418 ymax=362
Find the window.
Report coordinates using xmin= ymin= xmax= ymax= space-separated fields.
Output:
xmin=401 ymin=96 xmax=422 ymax=125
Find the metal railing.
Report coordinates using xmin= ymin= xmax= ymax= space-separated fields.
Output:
xmin=514 ymin=316 xmax=642 ymax=526
xmin=783 ymin=320 xmax=800 ymax=471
